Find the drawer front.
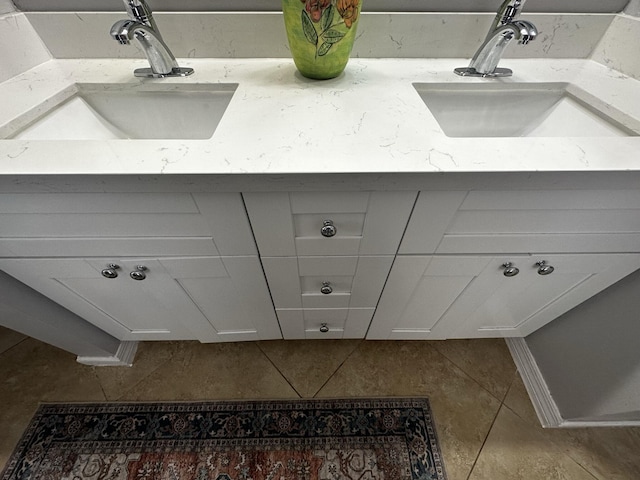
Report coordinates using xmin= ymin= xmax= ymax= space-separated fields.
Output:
xmin=0 ymin=193 xmax=257 ymax=256
xmin=276 ymin=308 xmax=374 ymax=339
xmin=262 ymin=256 xmax=394 ymax=309
xmin=400 ymin=189 xmax=640 ymax=254
xmin=244 ymin=191 xmax=417 ymax=256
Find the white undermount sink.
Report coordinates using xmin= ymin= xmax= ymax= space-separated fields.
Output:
xmin=5 ymin=83 xmax=238 ymax=140
xmin=414 ymin=82 xmax=639 ymax=138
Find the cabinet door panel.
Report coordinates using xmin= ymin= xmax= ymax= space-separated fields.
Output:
xmin=0 ymin=256 xmax=281 ymax=343
xmin=0 ymin=258 xmax=204 ymax=340
xmin=452 ymin=254 xmax=640 ymax=337
xmin=367 ymin=256 xmax=491 ymax=339
xmin=368 ymin=254 xmax=640 ymax=340
xmin=159 ymin=257 xmax=281 ymax=342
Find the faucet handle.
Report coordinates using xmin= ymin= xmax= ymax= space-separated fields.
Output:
xmin=124 ymin=0 xmax=159 ymax=33
xmin=498 ymin=0 xmax=524 ymax=24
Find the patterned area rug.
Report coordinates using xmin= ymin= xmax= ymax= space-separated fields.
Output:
xmin=1 ymin=398 xmax=446 ymax=480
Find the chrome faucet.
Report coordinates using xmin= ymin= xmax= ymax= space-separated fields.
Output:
xmin=455 ymin=0 xmax=537 ymax=77
xmin=110 ymin=0 xmax=193 ymax=78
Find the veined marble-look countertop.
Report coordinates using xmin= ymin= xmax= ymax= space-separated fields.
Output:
xmin=0 ymin=58 xmax=639 ymax=183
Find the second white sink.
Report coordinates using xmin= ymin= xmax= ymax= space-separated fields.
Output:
xmin=414 ymin=82 xmax=638 ymax=138
xmin=8 ymin=83 xmax=238 ymax=140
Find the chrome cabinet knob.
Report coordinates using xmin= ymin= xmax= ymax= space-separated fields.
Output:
xmin=501 ymin=262 xmax=520 ymax=277
xmin=535 ymin=260 xmax=555 ymax=275
xmin=321 ymin=220 xmax=337 ymax=238
xmin=319 ymin=323 xmax=330 ymax=333
xmin=129 ymin=265 xmax=148 ymax=281
xmin=101 ymin=264 xmax=120 ymax=279
xmin=320 ymin=281 xmax=333 ymax=295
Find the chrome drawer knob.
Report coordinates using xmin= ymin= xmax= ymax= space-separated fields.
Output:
xmin=321 ymin=220 xmax=337 ymax=238
xmin=536 ymin=260 xmax=555 ymax=275
xmin=101 ymin=264 xmax=120 ymax=279
xmin=320 ymin=281 xmax=333 ymax=295
xmin=501 ymin=262 xmax=520 ymax=277
xmin=130 ymin=265 xmax=148 ymax=281
xmin=319 ymin=323 xmax=330 ymax=333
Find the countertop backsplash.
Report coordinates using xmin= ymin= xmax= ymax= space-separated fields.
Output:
xmin=0 ymin=12 xmax=50 ymax=83
xmin=625 ymin=0 xmax=640 ymax=16
xmin=23 ymin=12 xmax=615 ymax=60
xmin=0 ymin=0 xmax=15 ymax=14
xmin=10 ymin=0 xmax=632 ymax=14
xmin=592 ymin=13 xmax=640 ymax=79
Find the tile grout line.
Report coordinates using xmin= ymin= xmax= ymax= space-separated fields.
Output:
xmin=500 ymin=374 xmax=604 ymax=480
xmin=312 ymin=340 xmax=365 ymax=398
xmin=108 ymin=344 xmax=187 ymax=401
xmin=495 ymin=374 xmax=603 ymax=480
xmin=254 ymin=342 xmax=303 ymax=399
xmin=433 ymin=341 xmax=517 ymax=405
xmin=464 ymin=405 xmax=503 ymax=480
xmin=464 ymin=370 xmax=518 ymax=480
xmin=0 ymin=336 xmax=30 ymax=357
xmin=575 ymin=460 xmax=604 ymax=480
xmin=90 ymin=367 xmax=109 ymax=402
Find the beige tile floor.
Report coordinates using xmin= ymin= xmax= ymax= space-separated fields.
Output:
xmin=1 ymin=326 xmax=640 ymax=479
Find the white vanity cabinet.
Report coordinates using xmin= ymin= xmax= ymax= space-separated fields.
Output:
xmin=368 ymin=189 xmax=640 ymax=340
xmin=0 ymin=193 xmax=281 ymax=342
xmin=243 ymin=191 xmax=418 ymax=339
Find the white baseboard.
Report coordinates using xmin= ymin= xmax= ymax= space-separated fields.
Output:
xmin=76 ymin=341 xmax=138 ymax=367
xmin=508 ymin=338 xmax=640 ymax=428
xmin=505 ymin=337 xmax=564 ymax=428
xmin=560 ymin=419 xmax=640 ymax=427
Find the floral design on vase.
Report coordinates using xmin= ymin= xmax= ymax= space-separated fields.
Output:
xmin=283 ymin=0 xmax=363 ymax=79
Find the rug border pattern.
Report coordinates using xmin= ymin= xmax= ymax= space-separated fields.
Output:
xmin=1 ymin=397 xmax=447 ymax=480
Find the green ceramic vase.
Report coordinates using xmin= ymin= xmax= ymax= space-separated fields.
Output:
xmin=282 ymin=0 xmax=363 ymax=79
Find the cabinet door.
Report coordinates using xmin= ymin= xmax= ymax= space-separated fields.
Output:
xmin=0 ymin=256 xmax=281 ymax=343
xmin=368 ymin=254 xmax=640 ymax=340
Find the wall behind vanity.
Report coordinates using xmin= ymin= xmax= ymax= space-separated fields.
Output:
xmin=13 ymin=0 xmax=628 ymax=59
xmin=526 ymin=270 xmax=640 ymax=423
xmin=10 ymin=0 xmax=632 ymax=13
xmin=0 ymin=0 xmax=15 ymax=14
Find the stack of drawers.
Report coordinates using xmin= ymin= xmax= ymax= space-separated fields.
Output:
xmin=243 ymin=191 xmax=417 ymax=339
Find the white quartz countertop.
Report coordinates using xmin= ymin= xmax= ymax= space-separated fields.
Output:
xmin=1 ymin=58 xmax=639 ymax=176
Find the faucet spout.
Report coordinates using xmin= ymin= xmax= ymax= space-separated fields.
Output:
xmin=111 ymin=19 xmax=179 ymax=75
xmin=467 ymin=20 xmax=537 ymax=75
xmin=111 ymin=0 xmax=193 ymax=78
xmin=454 ymin=0 xmax=536 ymax=77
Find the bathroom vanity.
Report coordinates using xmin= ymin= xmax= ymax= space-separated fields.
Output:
xmin=1 ymin=56 xmax=640 ymax=346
